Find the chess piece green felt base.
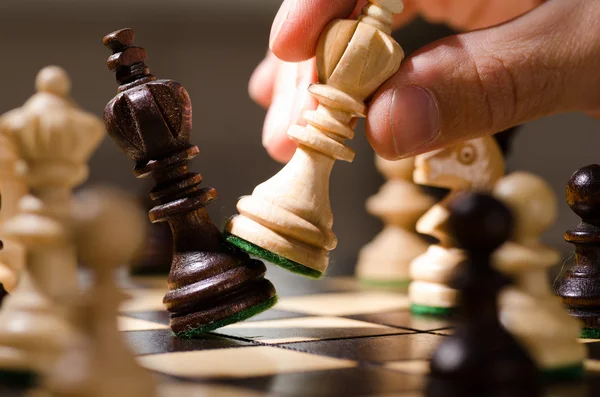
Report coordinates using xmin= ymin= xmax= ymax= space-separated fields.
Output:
xmin=411 ymin=303 xmax=455 ymax=317
xmin=225 ymin=234 xmax=324 ymax=279
xmin=580 ymin=327 xmax=600 ymax=339
xmin=541 ymin=363 xmax=585 ymax=382
xmin=174 ymin=295 xmax=278 ymax=338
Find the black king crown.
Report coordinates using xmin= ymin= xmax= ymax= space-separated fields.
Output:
xmin=103 ymin=28 xmax=277 ymax=337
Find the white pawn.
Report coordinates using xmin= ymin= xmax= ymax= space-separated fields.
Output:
xmin=39 ymin=187 xmax=157 ymax=397
xmin=493 ymin=172 xmax=586 ymax=380
xmin=408 ymin=137 xmax=505 ymax=315
xmin=356 ymin=156 xmax=434 ymax=285
xmin=0 ymin=66 xmax=104 ymax=381
xmin=0 ymin=132 xmax=26 ymax=295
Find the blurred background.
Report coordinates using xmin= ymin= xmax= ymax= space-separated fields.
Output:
xmin=0 ymin=0 xmax=597 ymax=275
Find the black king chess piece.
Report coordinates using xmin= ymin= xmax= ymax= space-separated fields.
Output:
xmin=102 ymin=28 xmax=277 ymax=336
xmin=427 ymin=192 xmax=539 ymax=397
xmin=556 ymin=164 xmax=600 ymax=339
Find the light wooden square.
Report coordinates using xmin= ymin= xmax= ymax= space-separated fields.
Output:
xmin=385 ymin=360 xmax=430 ymax=375
xmin=578 ymin=338 xmax=600 ymax=344
xmin=120 ymin=288 xmax=166 ymax=312
xmin=364 ymin=393 xmax=424 ymax=397
xmin=276 ymin=292 xmax=409 ymax=316
xmin=159 ymin=382 xmax=271 ymax=397
xmin=118 ymin=316 xmax=169 ymax=332
xmin=586 ymin=359 xmax=600 ymax=372
xmin=138 ymin=346 xmax=356 ymax=378
xmin=220 ymin=316 xmax=398 ymax=344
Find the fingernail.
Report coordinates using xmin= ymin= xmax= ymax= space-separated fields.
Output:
xmin=270 ymin=0 xmax=292 ymax=49
xmin=390 ymin=86 xmax=440 ymax=157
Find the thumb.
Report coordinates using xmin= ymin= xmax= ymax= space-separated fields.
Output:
xmin=367 ymin=0 xmax=600 ymax=160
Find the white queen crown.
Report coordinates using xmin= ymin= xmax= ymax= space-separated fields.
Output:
xmin=0 ymin=67 xmax=105 ymax=187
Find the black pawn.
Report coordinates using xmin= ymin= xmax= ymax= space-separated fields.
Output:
xmin=555 ymin=164 xmax=600 ymax=339
xmin=427 ymin=192 xmax=539 ymax=397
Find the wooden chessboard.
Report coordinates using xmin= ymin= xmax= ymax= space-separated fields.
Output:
xmin=5 ymin=267 xmax=600 ymax=396
xmin=119 ymin=266 xmax=600 ymax=397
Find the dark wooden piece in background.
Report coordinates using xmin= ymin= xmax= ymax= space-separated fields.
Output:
xmin=494 ymin=126 xmax=519 ymax=159
xmin=102 ymin=29 xmax=276 ymax=335
xmin=427 ymin=192 xmax=538 ymax=397
xmin=0 ymin=239 xmax=5 ymax=306
xmin=555 ymin=164 xmax=600 ymax=337
xmin=0 ymin=284 xmax=6 ymax=306
xmin=129 ymin=191 xmax=173 ymax=276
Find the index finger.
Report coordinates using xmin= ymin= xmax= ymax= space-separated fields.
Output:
xmin=269 ymin=0 xmax=359 ymax=62
xmin=269 ymin=0 xmax=417 ymax=62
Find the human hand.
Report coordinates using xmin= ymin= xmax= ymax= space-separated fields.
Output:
xmin=250 ymin=0 xmax=600 ymax=162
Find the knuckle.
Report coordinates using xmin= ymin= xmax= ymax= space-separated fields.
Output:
xmin=467 ymin=38 xmax=569 ymax=129
xmin=466 ymin=47 xmax=519 ymax=131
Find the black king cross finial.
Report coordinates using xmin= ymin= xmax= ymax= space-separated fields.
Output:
xmin=104 ymin=28 xmax=155 ymax=88
xmin=102 ymin=28 xmax=277 ymax=337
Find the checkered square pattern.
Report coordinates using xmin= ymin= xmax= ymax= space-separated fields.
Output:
xmin=108 ymin=274 xmax=600 ymax=396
